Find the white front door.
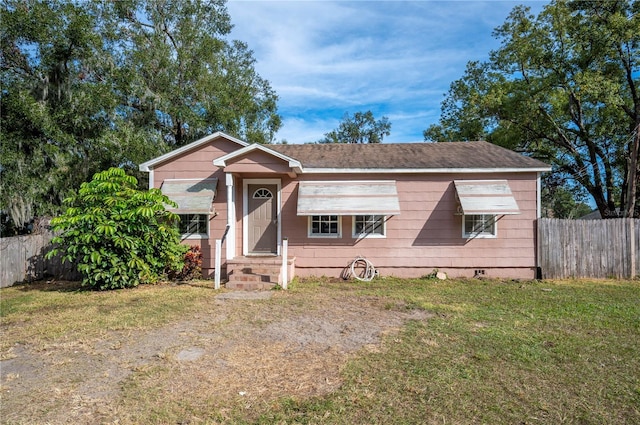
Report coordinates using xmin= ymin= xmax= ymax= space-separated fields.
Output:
xmin=243 ymin=179 xmax=281 ymax=256
xmin=247 ymin=184 xmax=277 ymax=254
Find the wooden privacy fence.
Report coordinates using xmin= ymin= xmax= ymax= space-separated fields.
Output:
xmin=0 ymin=231 xmax=79 ymax=288
xmin=538 ymin=218 xmax=640 ymax=279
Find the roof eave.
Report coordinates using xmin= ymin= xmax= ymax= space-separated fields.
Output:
xmin=299 ymin=167 xmax=552 ymax=174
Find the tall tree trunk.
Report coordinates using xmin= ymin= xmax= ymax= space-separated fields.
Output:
xmin=624 ymin=123 xmax=640 ymax=218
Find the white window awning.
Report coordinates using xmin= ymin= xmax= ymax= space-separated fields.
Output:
xmin=161 ymin=178 xmax=218 ymax=214
xmin=454 ymin=180 xmax=520 ymax=215
xmin=297 ymin=181 xmax=401 ymax=216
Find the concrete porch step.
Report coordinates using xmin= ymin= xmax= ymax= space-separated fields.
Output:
xmin=225 ymin=256 xmax=295 ymax=291
xmin=228 ymin=273 xmax=277 ymax=282
xmin=225 ymin=281 xmax=277 ymax=291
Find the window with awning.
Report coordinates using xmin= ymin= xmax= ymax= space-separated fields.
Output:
xmin=160 ymin=178 xmax=218 ymax=214
xmin=296 ymin=181 xmax=401 ymax=216
xmin=454 ymin=180 xmax=520 ymax=215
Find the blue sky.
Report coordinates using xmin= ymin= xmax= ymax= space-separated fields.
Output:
xmin=227 ymin=0 xmax=548 ymax=144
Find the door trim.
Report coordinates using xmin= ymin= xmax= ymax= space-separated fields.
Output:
xmin=242 ymin=178 xmax=281 ymax=256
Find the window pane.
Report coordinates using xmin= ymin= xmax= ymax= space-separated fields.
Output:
xmin=253 ymin=188 xmax=273 ymax=199
xmin=329 ymin=221 xmax=337 ymax=234
xmin=310 ymin=215 xmax=339 ymax=236
xmin=178 ymin=214 xmax=207 ymax=235
xmin=354 ymin=215 xmax=384 ymax=236
xmin=484 ymin=215 xmax=495 ymax=233
xmin=464 ymin=214 xmax=495 ymax=236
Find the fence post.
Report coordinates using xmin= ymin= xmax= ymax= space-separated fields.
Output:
xmin=281 ymin=237 xmax=288 ymax=290
xmin=214 ymin=239 xmax=222 ymax=290
xmin=631 ymin=219 xmax=636 ymax=279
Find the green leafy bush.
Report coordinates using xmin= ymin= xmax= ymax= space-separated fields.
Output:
xmin=47 ymin=168 xmax=188 ymax=290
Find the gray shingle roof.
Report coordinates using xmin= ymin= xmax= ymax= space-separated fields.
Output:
xmin=268 ymin=141 xmax=549 ymax=170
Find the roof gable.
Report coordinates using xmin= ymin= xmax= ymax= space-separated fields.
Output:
xmin=213 ymin=143 xmax=302 ymax=174
xmin=139 ymin=132 xmax=249 ymax=171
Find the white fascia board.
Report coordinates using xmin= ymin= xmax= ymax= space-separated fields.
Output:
xmin=301 ymin=167 xmax=552 ymax=174
xmin=213 ymin=143 xmax=303 ymax=173
xmin=139 ymin=132 xmax=249 ymax=172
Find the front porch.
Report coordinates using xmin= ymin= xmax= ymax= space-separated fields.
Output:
xmin=225 ymin=256 xmax=296 ymax=291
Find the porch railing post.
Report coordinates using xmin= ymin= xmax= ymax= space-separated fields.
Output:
xmin=281 ymin=237 xmax=288 ymax=290
xmin=214 ymin=238 xmax=222 ymax=289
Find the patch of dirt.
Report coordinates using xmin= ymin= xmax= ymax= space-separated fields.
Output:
xmin=1 ymin=288 xmax=432 ymax=424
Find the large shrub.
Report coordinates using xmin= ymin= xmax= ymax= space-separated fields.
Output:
xmin=47 ymin=168 xmax=188 ymax=290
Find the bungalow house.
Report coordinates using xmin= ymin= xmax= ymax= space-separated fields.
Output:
xmin=139 ymin=132 xmax=550 ymax=288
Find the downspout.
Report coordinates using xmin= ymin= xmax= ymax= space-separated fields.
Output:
xmin=138 ymin=161 xmax=153 ymax=189
xmin=537 ymin=173 xmax=542 ymax=219
xmin=536 ymin=172 xmax=542 ymax=279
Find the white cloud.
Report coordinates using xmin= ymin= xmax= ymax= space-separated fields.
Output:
xmin=276 ymin=116 xmax=340 ymax=144
xmin=227 ymin=0 xmax=548 ymax=143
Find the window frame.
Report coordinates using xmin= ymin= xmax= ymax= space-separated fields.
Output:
xmin=352 ymin=215 xmax=386 ymax=238
xmin=178 ymin=213 xmax=209 ymax=239
xmin=462 ymin=214 xmax=497 ymax=239
xmin=308 ymin=215 xmax=342 ymax=238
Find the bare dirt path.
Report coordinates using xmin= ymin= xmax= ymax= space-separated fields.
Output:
xmin=1 ymin=287 xmax=431 ymax=424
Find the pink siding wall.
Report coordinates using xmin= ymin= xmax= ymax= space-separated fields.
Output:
xmin=150 ymin=140 xmax=540 ymax=280
xmin=224 ymin=150 xmax=293 ymax=174
xmin=271 ymin=173 xmax=540 ymax=279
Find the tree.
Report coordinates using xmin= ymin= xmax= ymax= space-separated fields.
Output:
xmin=542 ymin=185 xmax=593 ymax=218
xmin=99 ymin=0 xmax=281 ymax=146
xmin=320 ymin=111 xmax=391 ymax=144
xmin=425 ymin=0 xmax=640 ymax=218
xmin=1 ymin=0 xmax=136 ymax=230
xmin=1 ymin=0 xmax=281 ymax=233
xmin=47 ymin=168 xmax=187 ymax=290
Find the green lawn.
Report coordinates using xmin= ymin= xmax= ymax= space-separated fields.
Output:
xmin=0 ymin=280 xmax=216 ymax=356
xmin=1 ymin=277 xmax=639 ymax=424
xmin=251 ymin=278 xmax=640 ymax=424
